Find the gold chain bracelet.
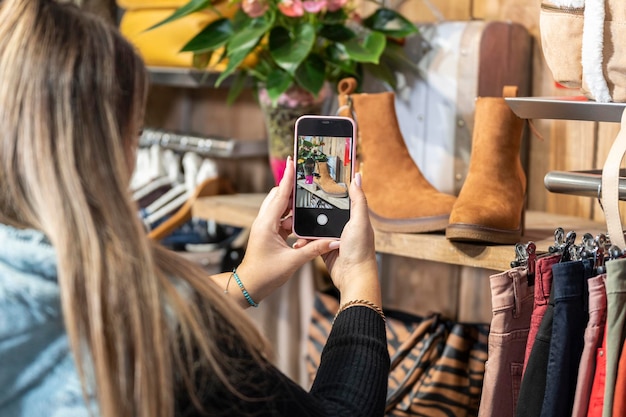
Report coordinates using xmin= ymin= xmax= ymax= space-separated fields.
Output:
xmin=333 ymin=299 xmax=386 ymax=323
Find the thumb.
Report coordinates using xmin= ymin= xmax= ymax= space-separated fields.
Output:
xmin=292 ymin=239 xmax=337 ymax=262
xmin=348 ymin=173 xmax=369 ymax=219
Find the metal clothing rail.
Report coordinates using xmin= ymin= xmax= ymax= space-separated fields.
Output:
xmin=544 ymin=170 xmax=626 ymax=201
xmin=139 ymin=128 xmax=267 ymax=159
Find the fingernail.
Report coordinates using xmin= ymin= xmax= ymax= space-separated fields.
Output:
xmin=329 ymin=241 xmax=340 ymax=250
xmin=354 ymin=172 xmax=362 ymax=188
xmin=292 ymin=241 xmax=300 ymax=249
xmin=287 ymin=155 xmax=292 ymax=163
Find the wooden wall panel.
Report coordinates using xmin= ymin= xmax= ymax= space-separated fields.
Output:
xmin=396 ymin=0 xmax=472 ymax=22
xmin=545 ymin=120 xmax=597 ymax=219
xmin=380 ymin=256 xmax=461 ymax=320
xmin=457 ymin=267 xmax=495 ymax=323
xmin=356 ymin=0 xmax=472 ymax=23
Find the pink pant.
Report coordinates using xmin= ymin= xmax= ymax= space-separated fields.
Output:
xmin=571 ymin=274 xmax=607 ymax=417
xmin=478 ymin=267 xmax=533 ymax=417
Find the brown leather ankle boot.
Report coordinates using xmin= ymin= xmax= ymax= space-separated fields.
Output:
xmin=337 ymin=78 xmax=457 ymax=233
xmin=445 ymin=86 xmax=526 ymax=244
xmin=314 ymin=161 xmax=348 ymax=197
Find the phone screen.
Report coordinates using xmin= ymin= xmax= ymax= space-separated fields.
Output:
xmin=293 ymin=116 xmax=355 ymax=239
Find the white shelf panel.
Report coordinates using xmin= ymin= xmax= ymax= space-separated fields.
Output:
xmin=506 ymin=96 xmax=626 ymax=122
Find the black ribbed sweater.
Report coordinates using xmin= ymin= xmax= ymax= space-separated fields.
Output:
xmin=176 ymin=306 xmax=390 ymax=417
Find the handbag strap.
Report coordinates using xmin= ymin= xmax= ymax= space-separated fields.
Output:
xmin=601 ymin=107 xmax=626 ymax=250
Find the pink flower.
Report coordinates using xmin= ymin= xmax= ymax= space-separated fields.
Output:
xmin=326 ymin=0 xmax=347 ymax=11
xmin=278 ymin=0 xmax=304 ymax=17
xmin=302 ymin=0 xmax=326 ymax=13
xmin=241 ymin=0 xmax=269 ymax=17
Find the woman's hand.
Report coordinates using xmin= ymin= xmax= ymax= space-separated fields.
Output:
xmin=322 ymin=173 xmax=381 ymax=306
xmin=231 ymin=157 xmax=338 ymax=306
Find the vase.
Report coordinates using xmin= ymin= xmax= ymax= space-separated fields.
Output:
xmin=303 ymin=157 xmax=316 ymax=184
xmin=258 ymin=84 xmax=331 ymax=185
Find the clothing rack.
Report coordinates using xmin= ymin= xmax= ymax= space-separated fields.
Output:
xmin=139 ymin=128 xmax=268 ymax=159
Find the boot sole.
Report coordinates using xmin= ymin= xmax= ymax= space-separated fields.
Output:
xmin=369 ymin=210 xmax=450 ymax=233
xmin=313 ymin=183 xmax=348 ymax=198
xmin=445 ymin=223 xmax=522 ymax=245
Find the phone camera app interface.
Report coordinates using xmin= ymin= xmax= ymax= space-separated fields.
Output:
xmin=296 ymin=135 xmax=351 ymax=212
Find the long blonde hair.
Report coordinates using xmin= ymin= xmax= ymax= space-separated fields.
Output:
xmin=0 ymin=1 xmax=267 ymax=416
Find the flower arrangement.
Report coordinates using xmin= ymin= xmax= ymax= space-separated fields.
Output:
xmin=153 ymin=0 xmax=419 ymax=103
xmin=297 ymin=137 xmax=328 ymax=164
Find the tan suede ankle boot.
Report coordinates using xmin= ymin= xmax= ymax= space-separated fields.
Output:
xmin=337 ymin=78 xmax=456 ymax=233
xmin=445 ymin=86 xmax=526 ymax=244
xmin=314 ymin=161 xmax=348 ymax=197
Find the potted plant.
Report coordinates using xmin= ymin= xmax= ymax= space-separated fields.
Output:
xmin=297 ymin=137 xmax=328 ymax=183
xmin=151 ymin=0 xmax=419 ymax=182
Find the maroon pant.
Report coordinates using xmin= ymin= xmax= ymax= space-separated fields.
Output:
xmin=523 ymin=254 xmax=560 ymax=375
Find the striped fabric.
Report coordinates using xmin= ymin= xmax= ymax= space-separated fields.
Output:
xmin=307 ymin=292 xmax=489 ymax=417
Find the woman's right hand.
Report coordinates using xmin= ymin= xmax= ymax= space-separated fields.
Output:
xmin=322 ymin=173 xmax=382 ymax=306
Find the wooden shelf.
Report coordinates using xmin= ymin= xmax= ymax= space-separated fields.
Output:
xmin=192 ymin=194 xmax=608 ymax=271
xmin=297 ymin=179 xmax=350 ymax=209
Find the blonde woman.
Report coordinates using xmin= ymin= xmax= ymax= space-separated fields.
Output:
xmin=0 ymin=0 xmax=389 ymax=416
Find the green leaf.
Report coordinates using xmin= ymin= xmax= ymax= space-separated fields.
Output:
xmin=215 ymin=49 xmax=249 ymax=86
xmin=362 ymin=8 xmax=419 ymax=39
xmin=380 ymin=42 xmax=420 ymax=74
xmin=319 ymin=9 xmax=348 ymax=25
xmin=192 ymin=51 xmax=213 ymax=68
xmin=265 ymin=70 xmax=293 ymax=102
xmin=146 ymin=0 xmax=212 ymax=31
xmin=342 ymin=32 xmax=386 ymax=64
xmin=215 ymin=17 xmax=272 ymax=84
xmin=295 ymin=54 xmax=326 ymax=95
xmin=227 ymin=18 xmax=272 ymax=57
xmin=269 ymin=23 xmax=315 ymax=74
xmin=319 ymin=24 xmax=355 ymax=42
xmin=363 ymin=62 xmax=397 ymax=89
xmin=226 ymin=71 xmax=250 ymax=105
xmin=181 ymin=18 xmax=233 ymax=53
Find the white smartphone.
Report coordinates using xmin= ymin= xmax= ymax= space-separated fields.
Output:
xmin=292 ymin=115 xmax=356 ymax=239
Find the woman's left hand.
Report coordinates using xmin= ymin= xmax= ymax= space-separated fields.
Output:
xmin=228 ymin=157 xmax=338 ymax=306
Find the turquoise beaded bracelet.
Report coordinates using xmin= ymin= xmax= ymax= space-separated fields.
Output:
xmin=232 ymin=268 xmax=258 ymax=308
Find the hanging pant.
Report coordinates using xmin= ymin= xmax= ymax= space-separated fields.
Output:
xmin=571 ymin=274 xmax=607 ymax=417
xmin=612 ymin=341 xmax=626 ymax=417
xmin=516 ymin=273 xmax=556 ymax=416
xmin=540 ymin=260 xmax=593 ymax=417
xmin=523 ymin=254 xmax=560 ymax=375
xmin=603 ymin=258 xmax=626 ymax=417
xmin=478 ymin=267 xmax=533 ymax=417
xmin=587 ymin=332 xmax=607 ymax=417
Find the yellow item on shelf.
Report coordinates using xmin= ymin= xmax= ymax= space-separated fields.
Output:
xmin=119 ymin=6 xmax=237 ymax=69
